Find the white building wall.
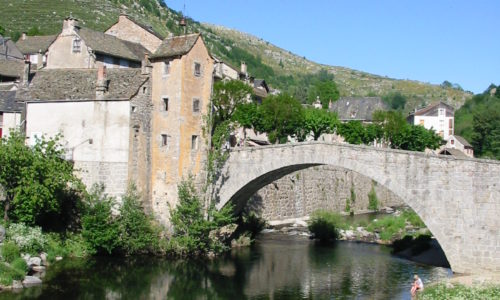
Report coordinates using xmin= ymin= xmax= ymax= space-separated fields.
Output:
xmin=414 ymin=114 xmax=453 ymax=141
xmin=1 ymin=112 xmax=22 ymax=137
xmin=25 ymin=100 xmax=131 ymax=197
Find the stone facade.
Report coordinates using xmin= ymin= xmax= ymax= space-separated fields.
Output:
xmin=150 ymin=35 xmax=213 ymax=224
xmin=215 ymin=142 xmax=500 ymax=275
xmin=247 ymin=165 xmax=402 ymax=222
xmin=105 ymin=15 xmax=163 ymax=53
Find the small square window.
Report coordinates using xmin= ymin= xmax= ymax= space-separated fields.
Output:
xmin=194 ymin=62 xmax=201 ymax=76
xmin=163 ymin=97 xmax=169 ymax=111
xmin=142 ymin=86 xmax=147 ymax=94
xmin=193 ymin=98 xmax=200 ymax=113
xmin=161 ymin=134 xmax=168 ymax=147
xmin=131 ymin=106 xmax=137 ymax=113
xmin=191 ymin=135 xmax=198 ymax=150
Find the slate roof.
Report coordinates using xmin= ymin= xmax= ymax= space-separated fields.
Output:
xmin=16 ymin=35 xmax=57 ymax=54
xmin=329 ymin=97 xmax=389 ymax=121
xmin=0 ymin=91 xmax=22 ymax=112
xmin=151 ymin=34 xmax=200 ymax=59
xmin=0 ymin=36 xmax=24 ymax=60
xmin=17 ymin=68 xmax=148 ymax=101
xmin=0 ymin=59 xmax=24 ymax=78
xmin=108 ymin=15 xmax=164 ymax=40
xmin=78 ymin=27 xmax=150 ymax=62
xmin=453 ymin=135 xmax=472 ymax=148
xmin=439 ymin=148 xmax=468 ymax=158
xmin=410 ymin=101 xmax=454 ymax=117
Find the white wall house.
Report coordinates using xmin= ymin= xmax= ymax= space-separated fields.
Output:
xmin=407 ymin=102 xmax=454 ymax=141
xmin=0 ymin=91 xmax=22 ymax=138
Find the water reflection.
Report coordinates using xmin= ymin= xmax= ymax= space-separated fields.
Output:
xmin=0 ymin=233 xmax=451 ymax=300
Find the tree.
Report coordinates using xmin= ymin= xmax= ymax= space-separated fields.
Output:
xmin=471 ymin=104 xmax=500 ymax=159
xmin=298 ymin=108 xmax=339 ymax=141
xmin=211 ymin=80 xmax=254 ymax=129
xmin=383 ymin=92 xmax=407 ymax=110
xmin=258 ymin=94 xmax=304 ymax=143
xmin=0 ymin=131 xmax=82 ymax=225
xmin=0 ymin=25 xmax=5 ymax=36
xmin=307 ymin=80 xmax=339 ymax=108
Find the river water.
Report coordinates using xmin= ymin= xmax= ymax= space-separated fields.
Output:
xmin=0 ymin=233 xmax=451 ymax=300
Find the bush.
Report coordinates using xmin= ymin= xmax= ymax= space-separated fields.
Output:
xmin=169 ymin=178 xmax=235 ymax=256
xmin=239 ymin=212 xmax=266 ymax=239
xmin=81 ymin=184 xmax=120 ymax=255
xmin=117 ymin=185 xmax=160 ymax=255
xmin=1 ymin=241 xmax=20 ymax=263
xmin=308 ymin=210 xmax=341 ymax=242
xmin=368 ymin=186 xmax=378 ymax=211
xmin=421 ymin=283 xmax=500 ymax=299
xmin=10 ymin=257 xmax=28 ymax=274
xmin=7 ymin=223 xmax=46 ymax=254
xmin=366 ymin=215 xmax=406 ymax=241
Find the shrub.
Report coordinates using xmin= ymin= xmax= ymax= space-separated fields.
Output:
xmin=368 ymin=186 xmax=378 ymax=211
xmin=117 ymin=185 xmax=160 ymax=255
xmin=10 ymin=257 xmax=28 ymax=274
xmin=7 ymin=223 xmax=46 ymax=254
xmin=308 ymin=210 xmax=341 ymax=242
xmin=366 ymin=215 xmax=406 ymax=241
xmin=169 ymin=178 xmax=235 ymax=256
xmin=239 ymin=212 xmax=266 ymax=239
xmin=81 ymin=184 xmax=120 ymax=255
xmin=421 ymin=283 xmax=500 ymax=299
xmin=1 ymin=241 xmax=20 ymax=263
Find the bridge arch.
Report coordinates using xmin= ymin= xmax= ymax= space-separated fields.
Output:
xmin=214 ymin=142 xmax=500 ymax=275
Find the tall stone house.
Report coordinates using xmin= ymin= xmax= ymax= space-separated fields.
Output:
xmin=105 ymin=14 xmax=163 ymax=53
xmin=14 ymin=17 xmax=214 ymax=224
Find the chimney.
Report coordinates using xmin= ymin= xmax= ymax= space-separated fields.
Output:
xmin=21 ymin=32 xmax=27 ymax=40
xmin=96 ymin=65 xmax=108 ymax=99
xmin=36 ymin=50 xmax=43 ymax=70
xmin=141 ymin=53 xmax=152 ymax=75
xmin=62 ymin=17 xmax=79 ymax=34
xmin=240 ymin=61 xmax=247 ymax=75
xmin=22 ymin=60 xmax=30 ymax=85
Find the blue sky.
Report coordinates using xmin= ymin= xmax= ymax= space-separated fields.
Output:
xmin=167 ymin=1 xmax=499 ymax=94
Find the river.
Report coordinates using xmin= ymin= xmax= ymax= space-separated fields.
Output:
xmin=0 ymin=233 xmax=451 ymax=299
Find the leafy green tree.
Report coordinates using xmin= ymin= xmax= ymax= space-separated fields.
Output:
xmin=258 ymin=94 xmax=304 ymax=143
xmin=0 ymin=25 xmax=5 ymax=36
xmin=170 ymin=178 xmax=235 ymax=256
xmin=81 ymin=184 xmax=120 ymax=255
xmin=0 ymin=131 xmax=82 ymax=225
xmin=211 ymin=80 xmax=253 ymax=129
xmin=337 ymin=121 xmax=365 ymax=144
xmin=307 ymin=80 xmax=340 ymax=108
xmin=297 ymin=108 xmax=339 ymax=141
xmin=383 ymin=92 xmax=407 ymax=110
xmin=471 ymin=104 xmax=500 ymax=159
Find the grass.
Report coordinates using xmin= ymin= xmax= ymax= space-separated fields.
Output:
xmin=421 ymin=283 xmax=500 ymax=299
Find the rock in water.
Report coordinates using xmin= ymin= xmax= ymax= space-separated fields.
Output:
xmin=28 ymin=257 xmax=42 ymax=267
xmin=22 ymin=276 xmax=42 ymax=287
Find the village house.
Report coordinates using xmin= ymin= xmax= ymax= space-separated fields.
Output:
xmin=407 ymin=101 xmax=454 ymax=141
xmin=213 ymin=57 xmax=239 ymax=81
xmin=329 ymin=97 xmax=389 ymax=123
xmin=149 ymin=33 xmax=214 ymax=223
xmin=0 ymin=90 xmax=22 ymax=139
xmin=15 ymin=33 xmax=56 ymax=67
xmin=439 ymin=135 xmax=474 ymax=158
xmin=46 ymin=18 xmax=150 ymax=69
xmin=17 ymin=64 xmax=152 ymax=207
xmin=105 ymin=14 xmax=164 ymax=53
xmin=0 ymin=35 xmax=24 ymax=61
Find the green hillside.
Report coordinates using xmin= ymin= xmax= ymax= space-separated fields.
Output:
xmin=0 ymin=0 xmax=472 ymax=110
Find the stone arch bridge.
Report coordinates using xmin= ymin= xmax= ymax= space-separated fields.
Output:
xmin=213 ymin=142 xmax=500 ymax=275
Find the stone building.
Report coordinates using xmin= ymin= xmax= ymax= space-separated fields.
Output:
xmin=15 ymin=33 xmax=56 ymax=67
xmin=46 ymin=18 xmax=149 ymax=69
xmin=329 ymin=97 xmax=388 ymax=123
xmin=149 ymin=33 xmax=214 ymax=223
xmin=17 ymin=65 xmax=152 ymax=202
xmin=440 ymin=135 xmax=474 ymax=158
xmin=105 ymin=14 xmax=164 ymax=53
xmin=407 ymin=101 xmax=454 ymax=141
xmin=0 ymin=35 xmax=24 ymax=61
xmin=0 ymin=90 xmax=22 ymax=138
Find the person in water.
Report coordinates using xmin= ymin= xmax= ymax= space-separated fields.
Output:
xmin=411 ymin=274 xmax=424 ymax=297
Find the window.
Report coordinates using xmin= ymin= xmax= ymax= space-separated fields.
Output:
xmin=163 ymin=61 xmax=170 ymax=75
xmin=131 ymin=106 xmax=137 ymax=113
xmin=161 ymin=134 xmax=168 ymax=147
xmin=451 ymin=139 xmax=454 ymax=145
xmin=194 ymin=62 xmax=201 ymax=76
xmin=142 ymin=86 xmax=147 ymax=94
xmin=191 ymin=135 xmax=199 ymax=150
xmin=163 ymin=97 xmax=169 ymax=111
xmin=449 ymin=118 xmax=453 ymax=129
xmin=192 ymin=98 xmax=200 ymax=113
xmin=419 ymin=119 xmax=425 ymax=126
xmin=72 ymin=38 xmax=81 ymax=53
xmin=438 ymin=108 xmax=445 ymax=116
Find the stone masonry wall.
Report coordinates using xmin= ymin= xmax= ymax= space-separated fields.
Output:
xmin=74 ymin=161 xmax=128 ymax=200
xmin=246 ymin=165 xmax=403 ymax=222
